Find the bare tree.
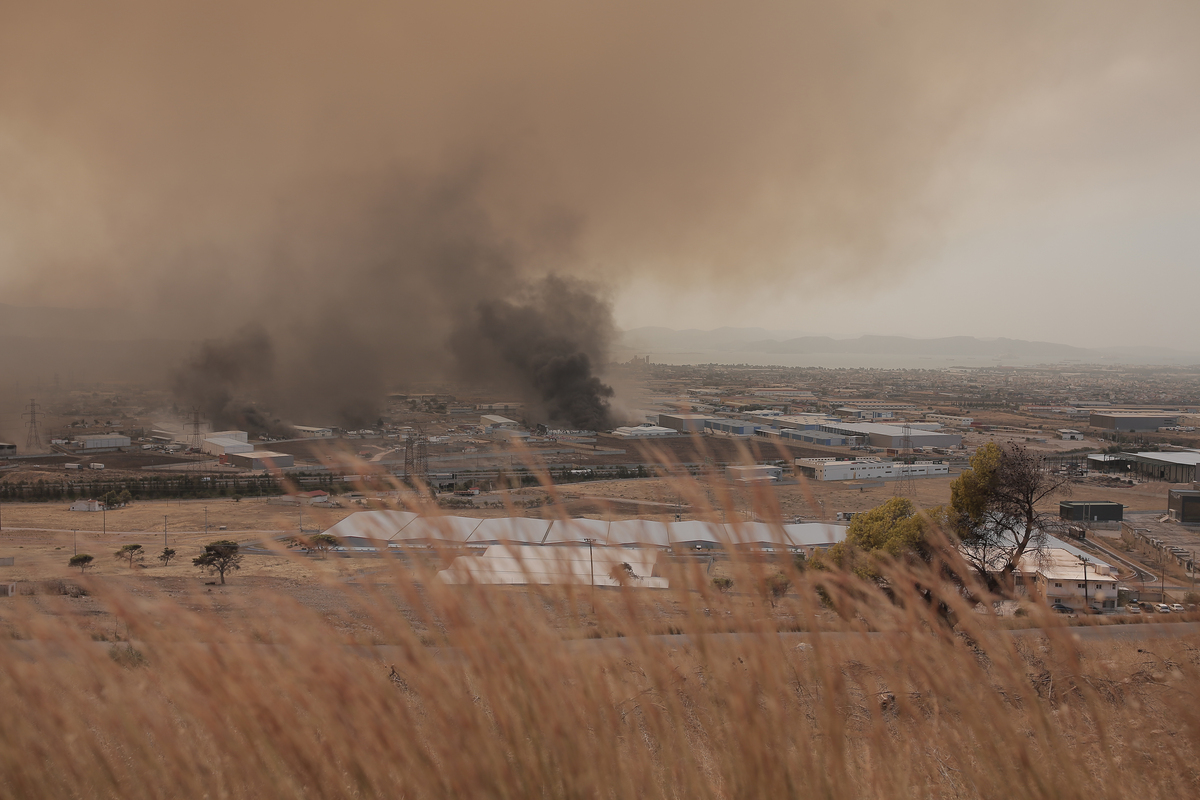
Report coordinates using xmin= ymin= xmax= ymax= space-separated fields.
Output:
xmin=950 ymin=443 xmax=1070 ymax=589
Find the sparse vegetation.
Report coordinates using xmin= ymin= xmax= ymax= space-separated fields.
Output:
xmin=306 ymin=533 xmax=340 ymax=558
xmin=158 ymin=547 xmax=177 ymax=567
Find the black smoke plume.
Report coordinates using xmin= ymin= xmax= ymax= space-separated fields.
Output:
xmin=452 ymin=277 xmax=615 ymax=430
xmin=172 ymin=324 xmax=276 ymax=432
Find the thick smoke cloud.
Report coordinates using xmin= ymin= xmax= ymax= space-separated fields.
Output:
xmin=2 ymin=1 xmax=1198 ymax=425
xmin=452 ymin=277 xmax=616 ymax=430
xmin=172 ymin=324 xmax=276 ymax=431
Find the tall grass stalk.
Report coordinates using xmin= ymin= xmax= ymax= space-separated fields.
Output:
xmin=1 ymin=450 xmax=1197 ymax=798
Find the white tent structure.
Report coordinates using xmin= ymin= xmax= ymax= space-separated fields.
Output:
xmin=322 ymin=510 xmax=420 ymax=541
xmin=469 ymin=517 xmax=553 ymax=545
xmin=543 ymin=517 xmax=611 ymax=546
xmin=319 ymin=511 xmax=846 ymax=553
xmin=437 ymin=545 xmax=667 ymax=588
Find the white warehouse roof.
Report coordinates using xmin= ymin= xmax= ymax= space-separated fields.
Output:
xmin=321 ymin=511 xmax=847 ymax=550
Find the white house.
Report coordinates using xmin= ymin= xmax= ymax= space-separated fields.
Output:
xmin=69 ymin=499 xmax=104 ymax=512
xmin=1018 ymin=548 xmax=1118 ymax=609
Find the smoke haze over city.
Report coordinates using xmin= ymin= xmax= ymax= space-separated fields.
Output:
xmin=1 ymin=1 xmax=1199 ymax=426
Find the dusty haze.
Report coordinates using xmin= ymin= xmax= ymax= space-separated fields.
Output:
xmin=1 ymin=1 xmax=1198 ymax=428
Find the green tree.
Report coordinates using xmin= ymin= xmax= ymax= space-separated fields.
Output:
xmin=814 ymin=497 xmax=936 ymax=581
xmin=114 ymin=543 xmax=144 ymax=568
xmin=193 ymin=540 xmax=244 ymax=584
xmin=69 ymin=553 xmax=94 ymax=573
xmin=158 ymin=547 xmax=177 ymax=567
xmin=307 ymin=533 xmax=340 ymax=558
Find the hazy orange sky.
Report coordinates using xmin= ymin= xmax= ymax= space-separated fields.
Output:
xmin=2 ymin=1 xmax=1198 ymax=349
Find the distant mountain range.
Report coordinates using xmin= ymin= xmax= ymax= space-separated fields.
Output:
xmin=616 ymin=328 xmax=1200 ymax=366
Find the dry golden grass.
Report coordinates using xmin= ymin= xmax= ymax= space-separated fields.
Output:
xmin=1 ymin=454 xmax=1198 ymax=798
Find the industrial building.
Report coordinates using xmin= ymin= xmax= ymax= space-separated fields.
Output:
xmin=795 ymin=457 xmax=948 ymax=482
xmin=1059 ymin=429 xmax=1085 ymax=440
xmin=76 ymin=434 xmax=131 ymax=450
xmin=830 ymin=400 xmax=920 ymax=412
xmin=837 ymin=407 xmax=893 ymax=419
xmin=610 ymin=424 xmax=679 ymax=439
xmin=1059 ymin=501 xmax=1124 ymax=523
xmin=925 ymin=414 xmax=974 ymax=427
xmin=228 ymin=450 xmax=295 ymax=470
xmin=725 ymin=465 xmax=783 ymax=484
xmin=761 ymin=428 xmax=855 ymax=447
xmin=1168 ymin=489 xmax=1200 ymax=523
xmin=201 ymin=436 xmax=254 ymax=456
xmin=1089 ymin=411 xmax=1179 ymax=431
xmin=657 ymin=413 xmax=713 ymax=433
xmin=746 ymin=413 xmax=839 ymax=430
xmin=292 ymin=426 xmax=334 ymax=438
xmin=1111 ymin=450 xmax=1200 ymax=483
xmin=480 ymin=414 xmax=519 ymax=430
xmin=748 ymin=388 xmax=815 ymax=399
xmin=477 ymin=403 xmax=523 ymax=412
xmin=0 ymin=443 xmax=14 ymax=457
xmin=817 ymin=422 xmax=962 ymax=449
xmin=704 ymin=419 xmax=759 ymax=436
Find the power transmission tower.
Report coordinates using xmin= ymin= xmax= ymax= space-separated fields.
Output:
xmin=404 ymin=427 xmax=428 ymax=485
xmin=22 ymin=399 xmax=42 ymax=451
xmin=188 ymin=408 xmax=205 ymax=450
xmin=893 ymin=423 xmax=916 ymax=498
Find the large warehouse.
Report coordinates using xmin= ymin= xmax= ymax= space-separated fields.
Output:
xmin=795 ymin=457 xmax=949 ymax=482
xmin=657 ymin=413 xmax=713 ymax=433
xmin=1122 ymin=450 xmax=1200 ymax=483
xmin=322 ymin=510 xmax=847 ymax=556
xmin=817 ymin=422 xmax=962 ymax=449
xmin=1089 ymin=411 xmax=1179 ymax=431
xmin=229 ymin=450 xmax=295 ymax=470
xmin=76 ymin=434 xmax=131 ymax=450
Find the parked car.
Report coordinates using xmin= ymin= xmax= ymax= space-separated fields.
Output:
xmin=1126 ymin=604 xmax=1141 ymax=614
xmin=1050 ymin=603 xmax=1073 ymax=614
xmin=1154 ymin=603 xmax=1171 ymax=614
xmin=1169 ymin=604 xmax=1186 ymax=613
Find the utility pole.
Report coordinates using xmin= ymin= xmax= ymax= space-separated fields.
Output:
xmin=1081 ymin=556 xmax=1089 ymax=609
xmin=204 ymin=506 xmax=208 ymax=537
xmin=73 ymin=529 xmax=77 ymax=556
xmin=164 ymin=516 xmax=168 ymax=548
xmin=1161 ymin=554 xmax=1167 ymax=604
xmin=583 ymin=537 xmax=596 ymax=613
